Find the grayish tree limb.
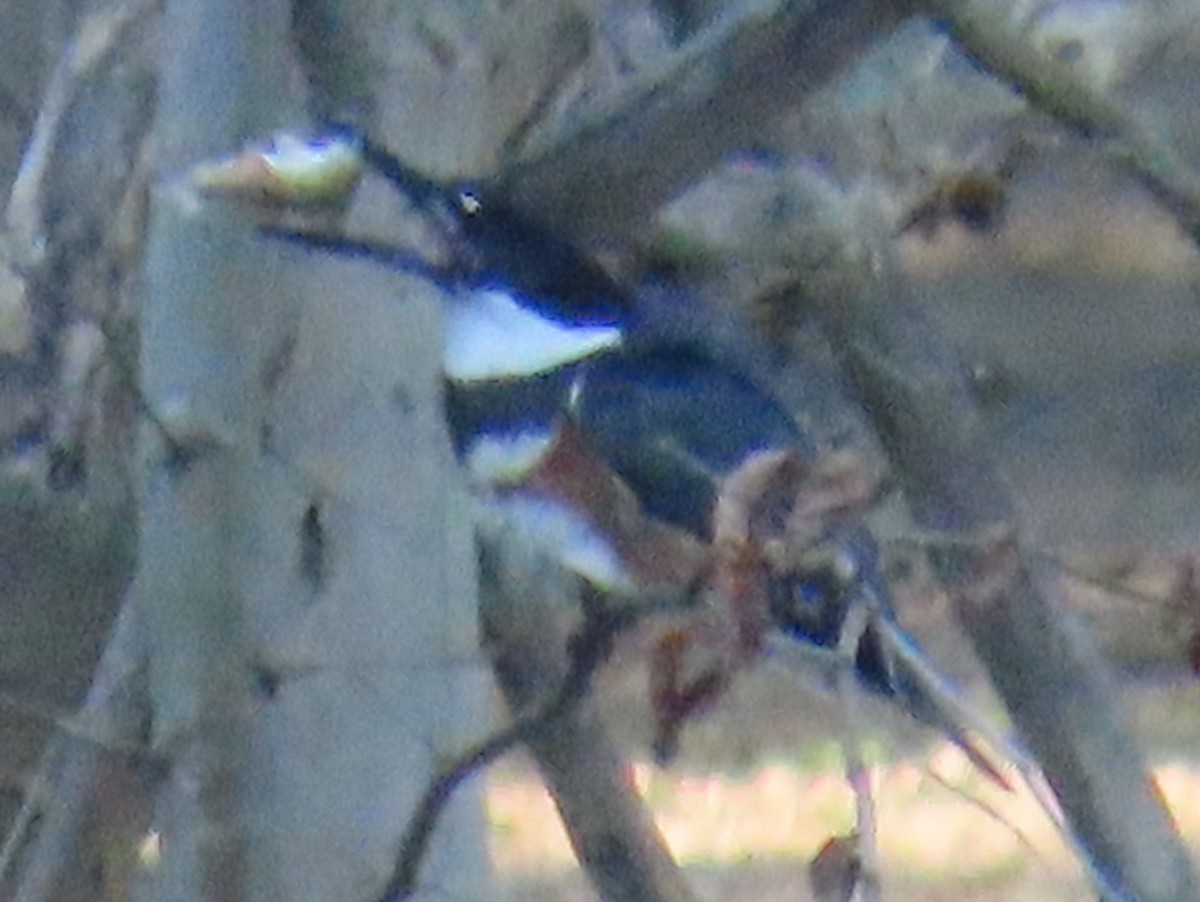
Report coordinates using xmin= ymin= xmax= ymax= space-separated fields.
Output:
xmin=133 ymin=5 xmax=298 ymax=899
xmin=133 ymin=2 xmax=495 ymax=898
xmin=645 ymin=146 xmax=1199 ymax=896
xmin=823 ymin=235 xmax=1198 ymax=902
xmin=476 ymin=516 xmax=696 ymax=902
xmin=498 ymin=0 xmax=913 ymax=242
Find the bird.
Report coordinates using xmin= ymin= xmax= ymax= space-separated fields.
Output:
xmin=207 ymin=127 xmax=1014 ymax=780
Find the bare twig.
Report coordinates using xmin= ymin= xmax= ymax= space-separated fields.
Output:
xmin=490 ymin=631 xmax=698 ymax=902
xmin=836 ymin=605 xmax=880 ymax=902
xmin=379 ymin=604 xmax=641 ymax=901
xmin=378 ymin=730 xmax=516 ymax=902
xmin=0 ymin=692 xmax=146 ymax=761
xmin=922 ymin=768 xmax=1043 ymax=861
xmin=0 ymin=597 xmax=153 ymax=902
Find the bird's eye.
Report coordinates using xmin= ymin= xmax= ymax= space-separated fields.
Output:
xmin=769 ymin=546 xmax=861 ymax=647
xmin=458 ymin=191 xmax=482 ymax=216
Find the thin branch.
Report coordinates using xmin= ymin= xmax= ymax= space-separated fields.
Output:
xmin=0 ymin=596 xmax=153 ymax=902
xmin=379 ymin=728 xmax=518 ymax=902
xmin=379 ymin=604 xmax=643 ymax=902
xmin=0 ymin=692 xmax=147 ymax=761
xmin=922 ymin=768 xmax=1043 ymax=862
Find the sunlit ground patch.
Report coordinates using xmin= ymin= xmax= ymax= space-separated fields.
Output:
xmin=488 ymin=752 xmax=1200 ymax=899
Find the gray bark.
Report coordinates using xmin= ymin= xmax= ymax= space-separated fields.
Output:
xmin=129 ymin=1 xmax=491 ymax=900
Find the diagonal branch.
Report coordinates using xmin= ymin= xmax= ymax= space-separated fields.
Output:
xmin=498 ymin=0 xmax=914 ymax=242
xmin=824 ymin=258 xmax=1199 ymax=901
xmin=0 ymin=597 xmax=155 ymax=902
xmin=379 ymin=604 xmax=643 ymax=902
xmin=918 ymin=0 xmax=1200 ymax=249
xmin=475 ymin=494 xmax=699 ymax=902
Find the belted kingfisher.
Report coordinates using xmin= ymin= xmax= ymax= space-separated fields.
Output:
xmin=204 ymin=129 xmax=1009 ymax=777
